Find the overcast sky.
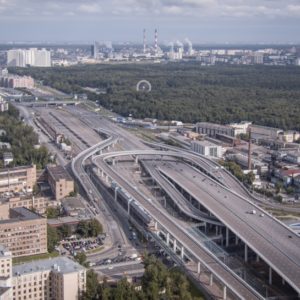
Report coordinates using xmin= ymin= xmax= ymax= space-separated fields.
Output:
xmin=0 ymin=0 xmax=300 ymax=44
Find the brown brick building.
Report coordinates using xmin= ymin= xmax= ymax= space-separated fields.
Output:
xmin=0 ymin=207 xmax=47 ymax=257
xmin=47 ymin=165 xmax=74 ymax=200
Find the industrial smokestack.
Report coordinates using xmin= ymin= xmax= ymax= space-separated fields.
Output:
xmin=143 ymin=29 xmax=147 ymax=54
xmin=248 ymin=128 xmax=252 ymax=170
xmin=154 ymin=29 xmax=158 ymax=55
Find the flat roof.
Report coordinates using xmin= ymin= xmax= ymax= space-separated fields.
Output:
xmin=0 ymin=164 xmax=34 ymax=175
xmin=13 ymin=256 xmax=85 ymax=276
xmin=192 ymin=140 xmax=221 ymax=147
xmin=196 ymin=122 xmax=233 ymax=130
xmin=47 ymin=165 xmax=73 ymax=182
xmin=0 ymin=207 xmax=44 ymax=224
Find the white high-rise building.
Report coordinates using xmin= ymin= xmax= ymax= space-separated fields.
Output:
xmin=7 ymin=49 xmax=51 ymax=67
xmin=7 ymin=50 xmax=26 ymax=67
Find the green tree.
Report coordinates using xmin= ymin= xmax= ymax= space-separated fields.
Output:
xmin=47 ymin=225 xmax=60 ymax=252
xmin=75 ymin=252 xmax=88 ymax=266
xmin=46 ymin=207 xmax=61 ymax=219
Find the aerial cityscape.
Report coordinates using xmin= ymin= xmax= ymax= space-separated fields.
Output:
xmin=0 ymin=0 xmax=300 ymax=300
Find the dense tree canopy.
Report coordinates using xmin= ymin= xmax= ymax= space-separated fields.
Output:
xmin=82 ymin=255 xmax=203 ymax=300
xmin=10 ymin=63 xmax=300 ymax=130
xmin=0 ymin=104 xmax=51 ymax=169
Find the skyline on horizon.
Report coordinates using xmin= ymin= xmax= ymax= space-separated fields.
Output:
xmin=0 ymin=0 xmax=300 ymax=44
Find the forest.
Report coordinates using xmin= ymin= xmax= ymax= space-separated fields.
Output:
xmin=10 ymin=63 xmax=300 ymax=130
xmin=0 ymin=104 xmax=51 ymax=169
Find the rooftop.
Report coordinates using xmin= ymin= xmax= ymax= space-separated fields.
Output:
xmin=47 ymin=165 xmax=73 ymax=182
xmin=196 ymin=122 xmax=232 ymax=130
xmin=12 ymin=256 xmax=85 ymax=277
xmin=192 ymin=140 xmax=221 ymax=147
xmin=0 ymin=207 xmax=44 ymax=224
xmin=0 ymin=164 xmax=35 ymax=175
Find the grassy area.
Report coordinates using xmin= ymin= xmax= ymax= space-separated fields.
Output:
xmin=13 ymin=251 xmax=59 ymax=265
xmin=86 ymin=246 xmax=104 ymax=255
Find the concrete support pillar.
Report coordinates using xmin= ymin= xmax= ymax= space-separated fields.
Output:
xmin=269 ymin=267 xmax=272 ymax=285
xmin=197 ymin=262 xmax=201 ymax=274
xmin=101 ymin=170 xmax=104 ymax=177
xmin=181 ymin=247 xmax=184 ymax=259
xmin=173 ymin=239 xmax=177 ymax=252
xmin=112 ymin=159 xmax=115 ymax=166
xmin=235 ymin=235 xmax=239 ymax=245
xmin=189 ymin=194 xmax=192 ymax=202
xmin=223 ymin=286 xmax=227 ymax=300
xmin=209 ymin=274 xmax=213 ymax=286
xmin=256 ymin=254 xmax=259 ymax=263
xmin=127 ymin=199 xmax=132 ymax=215
xmin=154 ymin=221 xmax=158 ymax=231
xmin=204 ymin=222 xmax=207 ymax=234
xmin=226 ymin=227 xmax=229 ymax=247
xmin=166 ymin=233 xmax=170 ymax=246
xmin=215 ymin=225 xmax=218 ymax=235
xmin=105 ymin=175 xmax=108 ymax=183
xmin=135 ymin=156 xmax=139 ymax=164
xmin=244 ymin=244 xmax=248 ymax=263
xmin=114 ymin=189 xmax=118 ymax=201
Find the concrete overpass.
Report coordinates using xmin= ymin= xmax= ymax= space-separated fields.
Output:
xmin=92 ymin=149 xmax=300 ymax=299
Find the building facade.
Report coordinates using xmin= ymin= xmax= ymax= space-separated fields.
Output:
xmin=191 ymin=140 xmax=222 ymax=158
xmin=0 ymin=208 xmax=47 ymax=257
xmin=195 ymin=122 xmax=235 ymax=137
xmin=7 ymin=49 xmax=51 ymax=67
xmin=0 ymin=75 xmax=34 ymax=89
xmin=249 ymin=124 xmax=283 ymax=142
xmin=0 ymin=248 xmax=86 ymax=300
xmin=0 ymin=165 xmax=36 ymax=194
xmin=0 ymin=195 xmax=60 ymax=220
xmin=47 ymin=166 xmax=74 ymax=200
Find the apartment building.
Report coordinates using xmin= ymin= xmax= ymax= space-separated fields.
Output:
xmin=0 ymin=208 xmax=47 ymax=257
xmin=0 ymin=247 xmax=86 ymax=300
xmin=0 ymin=246 xmax=12 ymax=300
xmin=47 ymin=166 xmax=74 ymax=200
xmin=0 ymin=165 xmax=36 ymax=194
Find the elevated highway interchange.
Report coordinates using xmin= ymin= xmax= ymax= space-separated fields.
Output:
xmin=92 ymin=149 xmax=300 ymax=300
xmin=20 ymin=104 xmax=300 ymax=299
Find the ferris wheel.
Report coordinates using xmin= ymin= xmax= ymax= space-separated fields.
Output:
xmin=136 ymin=80 xmax=152 ymax=92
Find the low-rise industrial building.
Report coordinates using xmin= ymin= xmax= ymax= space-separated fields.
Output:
xmin=0 ymin=165 xmax=36 ymax=194
xmin=191 ymin=140 xmax=222 ymax=158
xmin=229 ymin=121 xmax=252 ymax=136
xmin=47 ymin=165 xmax=74 ymax=200
xmin=250 ymin=124 xmax=283 ymax=142
xmin=195 ymin=122 xmax=235 ymax=137
xmin=0 ymin=207 xmax=47 ymax=257
xmin=0 ymin=246 xmax=86 ymax=300
xmin=284 ymin=152 xmax=300 ymax=165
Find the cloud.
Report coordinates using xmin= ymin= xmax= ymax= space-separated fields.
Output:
xmin=78 ymin=3 xmax=101 ymax=13
xmin=0 ymin=0 xmax=300 ymax=21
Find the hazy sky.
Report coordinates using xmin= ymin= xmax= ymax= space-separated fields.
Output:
xmin=0 ymin=0 xmax=300 ymax=44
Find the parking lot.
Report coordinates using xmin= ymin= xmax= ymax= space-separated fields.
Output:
xmin=59 ymin=235 xmax=105 ymax=256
